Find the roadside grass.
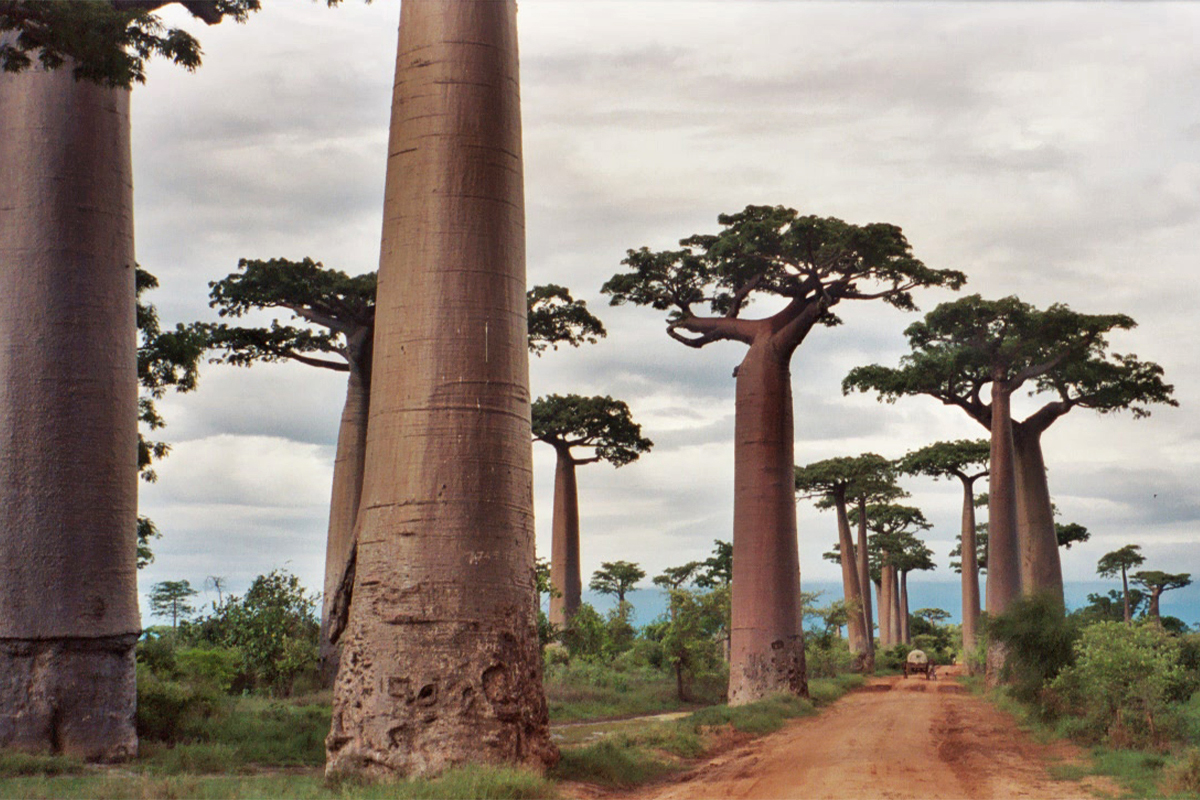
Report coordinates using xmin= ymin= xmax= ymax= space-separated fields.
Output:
xmin=0 ymin=766 xmax=558 ymax=800
xmin=961 ymin=674 xmax=1200 ymax=799
xmin=551 ymin=672 xmax=866 ymax=788
xmin=543 ymin=661 xmax=726 ymax=722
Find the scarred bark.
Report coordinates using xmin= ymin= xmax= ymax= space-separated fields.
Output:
xmin=728 ymin=341 xmax=806 ymax=704
xmin=1012 ymin=422 xmax=1064 ymax=605
xmin=832 ymin=494 xmax=868 ymax=663
xmin=0 ymin=61 xmax=138 ymax=760
xmin=319 ymin=349 xmax=371 ymax=686
xmin=548 ymin=446 xmax=581 ymax=627
xmin=958 ymin=475 xmax=981 ymax=667
xmin=326 ymin=1 xmax=555 ymax=778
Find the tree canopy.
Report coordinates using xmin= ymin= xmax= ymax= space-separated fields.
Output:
xmin=602 ymin=205 xmax=965 ymax=352
xmin=148 ymin=579 xmax=198 ymax=628
xmin=1097 ymin=545 xmax=1146 ymax=580
xmin=0 ymin=0 xmax=269 ymax=87
xmin=897 ymin=439 xmax=989 ymax=483
xmin=531 ymin=394 xmax=653 ymax=466
xmin=844 ymin=294 xmax=1176 ymax=428
xmin=526 ymin=284 xmax=606 ymax=354
xmin=589 ymin=561 xmax=645 ymax=604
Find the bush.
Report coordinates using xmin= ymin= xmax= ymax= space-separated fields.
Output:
xmin=135 ymin=663 xmax=226 ymax=744
xmin=805 ymin=635 xmax=852 ymax=678
xmin=986 ymin=593 xmax=1079 ymax=704
xmin=878 ymin=643 xmax=915 ymax=672
xmin=1050 ymin=621 xmax=1186 ymax=747
xmin=175 ymin=646 xmax=241 ymax=693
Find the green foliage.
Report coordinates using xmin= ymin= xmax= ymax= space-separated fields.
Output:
xmin=531 ymin=394 xmax=652 ymax=467
xmin=184 ymin=570 xmax=320 ymax=696
xmin=148 ymin=579 xmax=198 ymax=628
xmin=897 ymin=439 xmax=989 ymax=481
xmin=1051 ymin=621 xmax=1188 ymax=746
xmin=560 ymin=603 xmax=607 ymax=661
xmin=987 ymin=593 xmax=1080 ymax=704
xmin=689 ymin=693 xmax=817 ymax=734
xmin=805 ymin=632 xmax=853 ymax=678
xmin=0 ymin=1 xmax=261 ymax=88
xmin=1097 ymin=544 xmax=1146 ymax=581
xmin=0 ymin=751 xmax=85 ymax=777
xmin=660 ymin=588 xmax=726 ymax=700
xmin=526 ymin=284 xmax=606 ymax=355
xmin=135 ymin=662 xmax=226 ymax=744
xmin=878 ymin=643 xmax=916 ymax=672
xmin=1073 ymin=589 xmax=1149 ymax=624
xmin=551 ymin=739 xmax=672 ymax=788
xmin=602 ymin=205 xmax=965 ymax=339
xmin=589 ymin=561 xmax=645 ymax=604
xmin=694 ymin=539 xmax=732 ymax=589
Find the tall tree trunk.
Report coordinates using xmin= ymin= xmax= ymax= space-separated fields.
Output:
xmin=728 ymin=341 xmax=806 ymax=704
xmin=1012 ymin=423 xmax=1063 ymax=605
xmin=0 ymin=61 xmax=139 ymax=761
xmin=874 ymin=580 xmax=888 ymax=648
xmin=856 ymin=500 xmax=875 ymax=669
xmin=986 ymin=381 xmax=1021 ymax=683
xmin=888 ymin=565 xmax=903 ymax=645
xmin=1148 ymin=587 xmax=1161 ymax=620
xmin=833 ymin=494 xmax=868 ymax=665
xmin=1122 ymin=567 xmax=1131 ymax=623
xmin=899 ymin=571 xmax=910 ymax=645
xmin=958 ymin=475 xmax=981 ymax=668
xmin=326 ymin=1 xmax=555 ymax=778
xmin=319 ymin=357 xmax=371 ymax=687
xmin=548 ymin=447 xmax=581 ymax=627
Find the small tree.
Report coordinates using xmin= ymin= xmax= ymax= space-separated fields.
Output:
xmin=1132 ymin=571 xmax=1192 ymax=621
xmin=149 ymin=580 xmax=198 ymax=629
xmin=1097 ymin=545 xmax=1147 ymax=623
xmin=590 ymin=561 xmax=645 ymax=605
xmin=661 ymin=588 xmax=726 ymax=701
xmin=533 ymin=395 xmax=652 ymax=626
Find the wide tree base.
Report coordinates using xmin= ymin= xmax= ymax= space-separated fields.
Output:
xmin=728 ymin=633 xmax=807 ymax=706
xmin=0 ymin=635 xmax=137 ymax=761
xmin=984 ymin=641 xmax=1010 ymax=689
xmin=325 ymin=623 xmax=558 ymax=780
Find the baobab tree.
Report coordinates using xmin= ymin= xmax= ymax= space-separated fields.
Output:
xmin=589 ymin=561 xmax=647 ymax=606
xmin=532 ymin=395 xmax=651 ymax=627
xmin=603 ymin=206 xmax=964 ymax=703
xmin=898 ymin=440 xmax=988 ymax=662
xmin=794 ymin=456 xmax=889 ymax=669
xmin=849 ymin=504 xmax=931 ymax=648
xmin=0 ymin=0 xmax=260 ymax=761
xmin=845 ymin=296 xmax=1175 ymax=631
xmin=1131 ymin=571 xmax=1192 ymax=621
xmin=894 ymin=535 xmax=936 ymax=644
xmin=325 ymin=1 xmax=557 ymax=777
xmin=206 ymin=258 xmax=603 ymax=684
xmin=1097 ymin=545 xmax=1147 ymax=623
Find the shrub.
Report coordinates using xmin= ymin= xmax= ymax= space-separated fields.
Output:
xmin=878 ymin=643 xmax=915 ymax=672
xmin=986 ymin=593 xmax=1079 ymax=704
xmin=1050 ymin=621 xmax=1186 ymax=747
xmin=560 ymin=603 xmax=608 ymax=661
xmin=1163 ymin=749 xmax=1200 ymax=797
xmin=175 ymin=646 xmax=241 ymax=693
xmin=135 ymin=663 xmax=226 ymax=744
xmin=805 ymin=635 xmax=852 ymax=678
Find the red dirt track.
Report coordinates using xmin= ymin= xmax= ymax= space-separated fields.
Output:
xmin=636 ymin=670 xmax=1107 ymax=799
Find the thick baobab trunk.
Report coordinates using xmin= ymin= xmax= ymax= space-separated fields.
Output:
xmin=873 ymin=580 xmax=887 ymax=648
xmin=958 ymin=476 xmax=981 ymax=668
xmin=326 ymin=1 xmax=555 ymax=778
xmin=856 ymin=501 xmax=875 ymax=667
xmin=899 ymin=571 xmax=910 ymax=645
xmin=319 ymin=359 xmax=371 ymax=687
xmin=1147 ymin=587 xmax=1162 ymax=620
xmin=1121 ymin=567 xmax=1132 ymax=623
xmin=833 ymin=496 xmax=868 ymax=664
xmin=548 ymin=447 xmax=581 ymax=627
xmin=0 ymin=63 xmax=139 ymax=761
xmin=1012 ymin=424 xmax=1064 ymax=605
xmin=986 ymin=382 xmax=1021 ymax=683
xmin=888 ymin=565 xmax=903 ymax=645
xmin=729 ymin=342 xmax=806 ymax=705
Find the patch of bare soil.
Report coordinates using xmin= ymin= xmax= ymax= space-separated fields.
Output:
xmin=610 ymin=672 xmax=1107 ymax=800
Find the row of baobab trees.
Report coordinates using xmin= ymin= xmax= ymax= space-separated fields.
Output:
xmin=0 ymin=0 xmax=1176 ymax=781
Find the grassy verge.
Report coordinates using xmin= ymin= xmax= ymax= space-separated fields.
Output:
xmin=544 ymin=662 xmax=726 ymax=722
xmin=551 ymin=673 xmax=865 ymax=789
xmin=960 ymin=675 xmax=1200 ymax=799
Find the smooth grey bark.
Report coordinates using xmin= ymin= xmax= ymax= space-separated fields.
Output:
xmin=325 ymin=1 xmax=554 ymax=778
xmin=548 ymin=446 xmax=581 ymax=627
xmin=985 ymin=380 xmax=1021 ymax=684
xmin=899 ymin=571 xmax=910 ymax=644
xmin=0 ymin=62 xmax=139 ymax=760
xmin=856 ymin=500 xmax=875 ymax=667
xmin=832 ymin=494 xmax=868 ymax=664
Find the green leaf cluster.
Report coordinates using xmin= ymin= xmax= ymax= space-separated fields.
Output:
xmin=532 ymin=394 xmax=652 ymax=467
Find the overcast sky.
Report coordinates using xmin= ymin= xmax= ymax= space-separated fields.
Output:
xmin=131 ymin=1 xmax=1200 ymax=619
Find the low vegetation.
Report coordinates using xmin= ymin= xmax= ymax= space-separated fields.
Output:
xmin=973 ymin=593 xmax=1200 ymax=798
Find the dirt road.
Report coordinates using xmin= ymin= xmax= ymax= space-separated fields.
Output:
xmin=642 ymin=671 xmax=1105 ymax=800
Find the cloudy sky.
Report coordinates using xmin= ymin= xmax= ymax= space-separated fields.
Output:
xmin=131 ymin=1 xmax=1200 ymax=620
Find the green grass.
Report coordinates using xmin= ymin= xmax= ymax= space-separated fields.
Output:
xmin=543 ymin=661 xmax=725 ymax=722
xmin=550 ymin=739 xmax=674 ymax=788
xmin=0 ymin=766 xmax=558 ymax=800
xmin=0 ymin=751 xmax=87 ymax=778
